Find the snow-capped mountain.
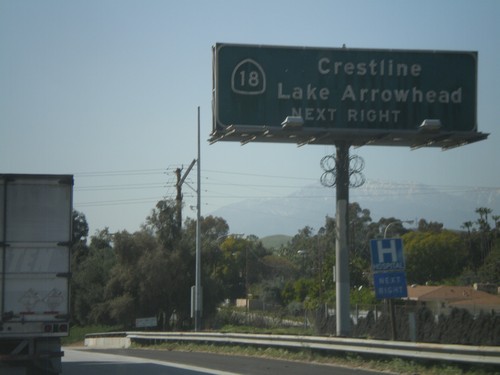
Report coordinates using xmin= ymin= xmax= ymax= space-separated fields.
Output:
xmin=209 ymin=180 xmax=500 ymax=237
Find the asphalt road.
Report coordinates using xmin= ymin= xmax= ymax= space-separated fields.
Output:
xmin=63 ymin=348 xmax=382 ymax=375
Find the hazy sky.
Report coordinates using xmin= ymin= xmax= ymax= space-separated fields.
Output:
xmin=1 ymin=0 xmax=499 ymax=236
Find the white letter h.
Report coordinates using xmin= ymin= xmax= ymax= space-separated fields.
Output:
xmin=377 ymin=240 xmax=397 ymax=263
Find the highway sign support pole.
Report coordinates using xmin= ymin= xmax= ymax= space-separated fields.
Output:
xmin=389 ymin=299 xmax=397 ymax=340
xmin=335 ymin=141 xmax=351 ymax=337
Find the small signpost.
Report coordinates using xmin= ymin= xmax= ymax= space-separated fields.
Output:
xmin=370 ymin=238 xmax=408 ymax=299
xmin=370 ymin=238 xmax=408 ymax=339
xmin=135 ymin=316 xmax=157 ymax=329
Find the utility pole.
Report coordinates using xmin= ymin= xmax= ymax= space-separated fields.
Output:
xmin=175 ymin=168 xmax=182 ymax=231
xmin=175 ymin=160 xmax=196 ymax=232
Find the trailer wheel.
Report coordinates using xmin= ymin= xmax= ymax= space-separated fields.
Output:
xmin=30 ymin=339 xmax=63 ymax=374
xmin=28 ymin=357 xmax=62 ymax=375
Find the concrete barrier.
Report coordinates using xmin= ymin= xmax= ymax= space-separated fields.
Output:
xmin=84 ymin=335 xmax=131 ymax=349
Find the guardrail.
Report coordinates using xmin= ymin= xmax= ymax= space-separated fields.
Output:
xmin=84 ymin=331 xmax=500 ymax=366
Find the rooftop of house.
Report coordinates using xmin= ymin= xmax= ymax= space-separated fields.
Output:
xmin=406 ymin=285 xmax=500 ymax=307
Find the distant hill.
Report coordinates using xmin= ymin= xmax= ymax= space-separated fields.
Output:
xmin=210 ymin=180 xmax=499 ymax=238
xmin=260 ymin=234 xmax=292 ymax=250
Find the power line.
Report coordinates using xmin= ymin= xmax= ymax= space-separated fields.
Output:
xmin=75 ymin=168 xmax=168 ymax=177
xmin=72 ymin=167 xmax=500 ymax=191
xmin=75 ymin=182 xmax=167 ymax=191
xmin=75 ymin=185 xmax=499 ymax=209
xmin=203 ymin=169 xmax=317 ymax=182
xmin=72 ymin=166 xmax=499 ymax=209
xmin=75 ymin=196 xmax=163 ymax=207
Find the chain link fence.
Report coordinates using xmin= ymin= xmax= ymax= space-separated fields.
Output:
xmin=212 ymin=302 xmax=500 ymax=345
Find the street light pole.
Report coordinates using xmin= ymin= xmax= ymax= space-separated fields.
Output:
xmin=384 ymin=220 xmax=414 ymax=238
xmin=194 ymin=106 xmax=202 ymax=331
xmin=245 ymin=245 xmax=249 ymax=323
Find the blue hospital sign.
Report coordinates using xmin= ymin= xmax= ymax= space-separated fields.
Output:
xmin=373 ymin=271 xmax=408 ymax=299
xmin=370 ymin=238 xmax=408 ymax=300
xmin=370 ymin=238 xmax=405 ymax=271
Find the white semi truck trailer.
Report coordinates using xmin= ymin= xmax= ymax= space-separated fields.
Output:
xmin=0 ymin=174 xmax=73 ymax=374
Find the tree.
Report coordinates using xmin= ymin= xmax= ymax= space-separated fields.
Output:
xmin=476 ymin=207 xmax=493 ymax=232
xmin=278 ymin=204 xmax=376 ymax=309
xmin=70 ymin=204 xmax=248 ymax=328
xmin=212 ymin=236 xmax=244 ymax=300
xmin=285 ymin=226 xmax=315 ymax=260
xmin=403 ymin=230 xmax=467 ymax=284
xmin=71 ymin=210 xmax=90 ymax=266
xmin=71 ymin=229 xmax=115 ymax=325
xmin=417 ymin=219 xmax=443 ymax=233
xmin=144 ymin=199 xmax=181 ymax=249
xmin=476 ymin=207 xmax=494 ymax=266
xmin=96 ymin=225 xmax=193 ymax=328
xmin=377 ymin=217 xmax=412 ymax=238
xmin=137 ymin=243 xmax=192 ymax=329
xmin=493 ymin=215 xmax=500 ymax=235
xmin=105 ymin=230 xmax=156 ymax=326
xmin=182 ymin=215 xmax=231 ymax=321
xmin=282 ymin=278 xmax=316 ymax=305
xmin=72 ymin=210 xmax=89 ymax=245
xmin=347 ymin=206 xmax=381 ymax=288
xmin=349 ymin=202 xmax=373 ymax=259
xmin=461 ymin=207 xmax=497 ymax=271
xmin=478 ymin=241 xmax=500 ymax=284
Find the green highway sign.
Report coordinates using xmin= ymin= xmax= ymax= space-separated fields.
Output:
xmin=211 ymin=43 xmax=487 ymax=148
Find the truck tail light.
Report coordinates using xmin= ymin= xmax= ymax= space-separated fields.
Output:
xmin=58 ymin=324 xmax=68 ymax=333
xmin=43 ymin=323 xmax=68 ymax=333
